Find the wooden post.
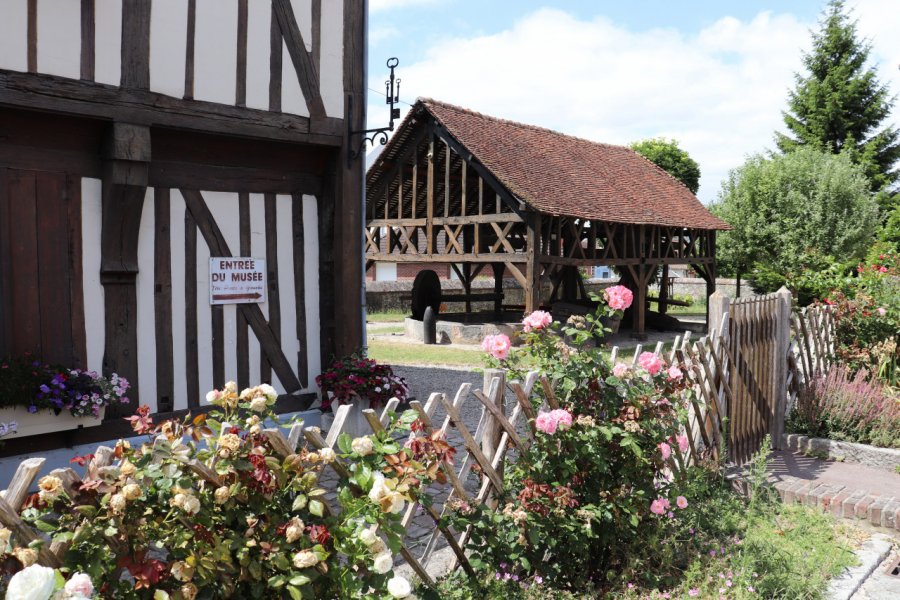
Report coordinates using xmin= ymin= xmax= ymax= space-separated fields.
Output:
xmin=658 ymin=263 xmax=669 ymax=315
xmin=425 ymin=135 xmax=435 ymax=255
xmin=491 ymin=262 xmax=503 ymax=319
xmin=771 ymin=287 xmax=792 ymax=449
xmin=708 ymin=291 xmax=730 ymax=339
xmin=482 ymin=368 xmax=505 ymax=487
xmin=525 ymin=212 xmax=541 ymax=313
xmin=631 ymin=265 xmax=649 ymax=340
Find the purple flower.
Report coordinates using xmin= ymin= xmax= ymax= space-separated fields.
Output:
xmin=27 ymin=405 xmax=38 ymax=414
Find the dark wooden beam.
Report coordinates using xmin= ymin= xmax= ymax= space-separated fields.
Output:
xmin=121 ymin=0 xmax=151 ymax=89
xmin=236 ymin=0 xmax=248 ymax=107
xmin=525 ymin=212 xmax=541 ymax=313
xmin=80 ymin=0 xmax=95 ymax=81
xmin=271 ymin=0 xmax=326 ymax=119
xmin=100 ymin=123 xmax=150 ymax=415
xmin=149 ymin=162 xmax=323 ymax=194
xmin=154 ymin=188 xmax=175 ymax=412
xmin=185 ymin=0 xmax=196 ymax=99
xmin=0 ymin=70 xmax=343 ymax=145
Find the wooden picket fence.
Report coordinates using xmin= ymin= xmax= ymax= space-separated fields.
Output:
xmin=786 ymin=304 xmax=837 ymax=412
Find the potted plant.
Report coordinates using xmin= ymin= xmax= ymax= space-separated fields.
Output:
xmin=316 ymin=355 xmax=409 ymax=436
xmin=0 ymin=355 xmax=129 ymax=437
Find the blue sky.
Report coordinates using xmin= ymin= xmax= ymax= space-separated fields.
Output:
xmin=364 ymin=0 xmax=900 ymax=203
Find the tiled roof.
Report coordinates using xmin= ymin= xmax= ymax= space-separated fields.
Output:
xmin=413 ymin=98 xmax=729 ymax=230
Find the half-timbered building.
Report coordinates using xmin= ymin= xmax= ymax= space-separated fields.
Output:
xmin=0 ymin=0 xmax=366 ymax=451
xmin=366 ymin=99 xmax=730 ymax=336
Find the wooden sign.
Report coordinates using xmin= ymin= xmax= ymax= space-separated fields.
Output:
xmin=209 ymin=257 xmax=267 ymax=305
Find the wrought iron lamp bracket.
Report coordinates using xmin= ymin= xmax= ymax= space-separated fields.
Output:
xmin=347 ymin=57 xmax=401 ymax=166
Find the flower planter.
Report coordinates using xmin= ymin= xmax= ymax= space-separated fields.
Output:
xmin=322 ymin=393 xmax=373 ymax=438
xmin=0 ymin=406 xmax=105 ymax=438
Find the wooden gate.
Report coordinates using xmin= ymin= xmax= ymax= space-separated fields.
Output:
xmin=707 ymin=289 xmax=792 ymax=464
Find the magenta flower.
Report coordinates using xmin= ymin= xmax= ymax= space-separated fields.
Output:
xmin=522 ymin=310 xmax=552 ymax=332
xmin=689 ymin=590 xmax=699 ymax=597
xmin=604 ymin=285 xmax=634 ymax=310
xmin=637 ymin=351 xmax=663 ymax=375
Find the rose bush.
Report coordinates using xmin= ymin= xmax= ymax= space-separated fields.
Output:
xmin=316 ymin=355 xmax=409 ymax=411
xmin=0 ymin=381 xmax=451 ymax=599
xmin=451 ymin=295 xmax=702 ymax=590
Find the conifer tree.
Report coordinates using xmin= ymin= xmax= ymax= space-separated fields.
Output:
xmin=776 ymin=0 xmax=900 ymax=198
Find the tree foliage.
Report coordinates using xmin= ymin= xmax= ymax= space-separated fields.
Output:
xmin=712 ymin=147 xmax=880 ymax=292
xmin=775 ymin=0 xmax=900 ymax=197
xmin=629 ymin=137 xmax=701 ymax=194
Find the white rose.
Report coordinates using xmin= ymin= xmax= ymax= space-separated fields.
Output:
xmin=358 ymin=526 xmax=378 ymax=546
xmin=259 ymin=383 xmax=277 ymax=401
xmin=6 ymin=564 xmax=57 ymax=600
xmin=122 ymin=483 xmax=142 ymax=501
xmin=109 ymin=493 xmax=127 ymax=515
xmin=387 ymin=575 xmax=412 ymax=598
xmin=351 ymin=436 xmax=374 ymax=456
xmin=370 ymin=537 xmax=386 ymax=554
xmin=205 ymin=390 xmax=219 ymax=404
xmin=372 ymin=551 xmax=393 ymax=574
xmin=319 ymin=448 xmax=336 ymax=464
xmin=182 ymin=495 xmax=201 ymax=515
xmin=285 ymin=518 xmax=305 ymax=544
xmin=170 ymin=493 xmax=187 ymax=509
xmin=170 ymin=560 xmax=194 ymax=582
xmin=214 ymin=486 xmax=231 ymax=505
xmin=249 ymin=396 xmax=268 ymax=413
xmin=368 ymin=473 xmax=406 ymax=514
xmin=292 ymin=550 xmax=319 ymax=569
xmin=224 ymin=381 xmax=238 ymax=394
xmin=37 ymin=475 xmax=63 ymax=502
xmin=63 ymin=572 xmax=95 ymax=597
xmin=0 ymin=527 xmax=12 ymax=547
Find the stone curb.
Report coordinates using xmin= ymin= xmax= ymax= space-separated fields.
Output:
xmin=825 ymin=533 xmax=894 ymax=600
xmin=772 ymin=476 xmax=900 ymax=531
xmin=782 ymin=434 xmax=900 ymax=472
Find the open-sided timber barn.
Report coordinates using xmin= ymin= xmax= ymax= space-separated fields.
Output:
xmin=366 ymin=99 xmax=730 ymax=335
xmin=0 ymin=0 xmax=366 ymax=451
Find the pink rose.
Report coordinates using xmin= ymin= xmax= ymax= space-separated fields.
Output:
xmin=65 ymin=573 xmax=94 ymax=597
xmin=659 ymin=442 xmax=672 ymax=460
xmin=676 ymin=496 xmax=688 ymax=509
xmin=604 ymin=285 xmax=634 ymax=311
xmin=612 ymin=363 xmax=629 ymax=378
xmin=650 ymin=497 xmax=670 ymax=515
xmin=522 ymin=310 xmax=552 ymax=332
xmin=676 ymin=434 xmax=689 ymax=453
xmin=549 ymin=409 xmax=573 ymax=431
xmin=638 ymin=352 xmax=663 ymax=375
xmin=666 ymin=365 xmax=683 ymax=381
xmin=535 ymin=411 xmax=558 ymax=435
xmin=481 ymin=334 xmax=511 ymax=360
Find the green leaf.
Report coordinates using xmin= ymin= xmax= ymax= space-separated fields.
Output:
xmin=33 ymin=519 xmax=57 ymax=533
xmin=292 ymin=494 xmax=308 ymax=511
xmin=309 ymin=499 xmax=324 ymax=517
xmin=337 ymin=432 xmax=352 ymax=454
xmin=289 ymin=575 xmax=311 ymax=586
xmin=267 ymin=575 xmax=286 ymax=588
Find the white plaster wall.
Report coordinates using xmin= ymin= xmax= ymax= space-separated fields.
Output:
xmin=281 ymin=39 xmax=309 ymax=116
xmin=375 ymin=262 xmax=398 ymax=282
xmin=37 ymin=0 xmax=81 ymax=79
xmin=94 ymin=0 xmax=122 ymax=85
xmin=248 ymin=193 xmax=267 ymax=386
xmin=302 ymin=195 xmax=321 ymax=387
xmin=150 ymin=0 xmax=189 ymax=98
xmin=194 ymin=0 xmax=238 ymax=105
xmin=169 ymin=191 xmax=189 ymax=410
xmin=0 ymin=0 xmax=28 ymax=72
xmin=80 ymin=178 xmax=105 ymax=375
xmin=320 ymin=0 xmax=345 ymax=118
xmin=245 ymin=0 xmax=271 ymax=110
xmin=274 ymin=194 xmax=299 ymax=393
xmin=136 ymin=189 xmax=158 ymax=412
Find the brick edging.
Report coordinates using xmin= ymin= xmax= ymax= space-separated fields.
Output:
xmin=772 ymin=476 xmax=900 ymax=531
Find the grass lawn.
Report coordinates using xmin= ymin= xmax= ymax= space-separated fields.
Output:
xmin=367 ymin=339 xmax=485 ymax=367
xmin=366 ymin=310 xmax=408 ymax=322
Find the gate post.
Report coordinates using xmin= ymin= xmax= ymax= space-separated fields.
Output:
xmin=771 ymin=287 xmax=793 ymax=449
xmin=707 ymin=291 xmax=730 ymax=338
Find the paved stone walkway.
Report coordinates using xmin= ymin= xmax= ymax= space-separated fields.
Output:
xmin=770 ymin=450 xmax=900 ymax=531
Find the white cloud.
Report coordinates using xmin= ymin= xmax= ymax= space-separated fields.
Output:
xmin=370 ymin=0 xmax=440 ymax=12
xmin=367 ymin=5 xmax=900 ymax=203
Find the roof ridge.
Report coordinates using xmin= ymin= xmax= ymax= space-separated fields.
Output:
xmin=417 ymin=97 xmax=628 ymax=152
